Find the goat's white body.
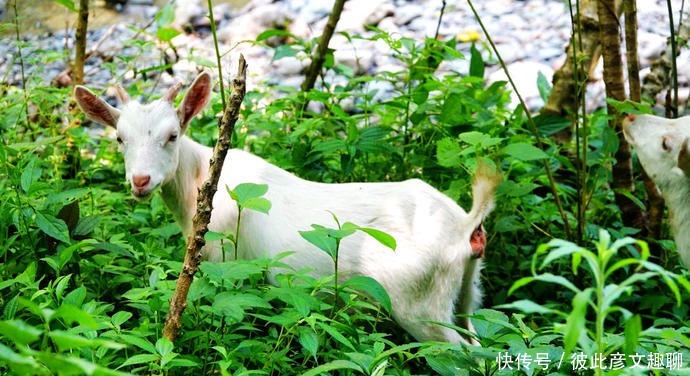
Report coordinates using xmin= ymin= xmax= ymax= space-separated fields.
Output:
xmin=623 ymin=114 xmax=690 ymax=267
xmin=171 ymin=138 xmax=483 ymax=342
xmin=73 ymin=73 xmax=499 ymax=344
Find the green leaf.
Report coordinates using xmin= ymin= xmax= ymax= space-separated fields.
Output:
xmin=343 ymin=223 xmax=396 ymax=251
xmin=273 ymin=45 xmax=299 ymax=61
xmin=120 ymin=354 xmax=160 ymax=368
xmin=35 ymin=211 xmax=70 ymax=243
xmin=119 ymin=334 xmax=156 ymax=353
xmin=155 ymin=337 xmax=174 ymax=357
xmin=73 ymin=215 xmax=102 ymax=236
xmin=55 ymin=304 xmax=98 ymax=329
xmin=298 ymin=327 xmax=319 ymax=358
xmin=256 ymin=29 xmax=295 ymax=41
xmin=299 ymin=226 xmax=338 ymax=259
xmin=436 ymin=138 xmax=462 ymax=168
xmin=302 ymin=360 xmax=363 ymax=376
xmin=53 ymin=0 xmax=76 ymax=11
xmin=155 ymin=3 xmax=176 ymax=27
xmin=111 ymin=311 xmax=133 ymax=327
xmin=563 ymin=289 xmax=591 ymax=354
xmin=502 ymin=142 xmax=550 ymax=161
xmin=21 ymin=159 xmax=41 ymax=193
xmin=48 ymin=330 xmax=95 ymax=351
xmin=536 ymin=71 xmax=552 ymax=101
xmin=343 ymin=275 xmax=391 ymax=312
xmin=229 ymin=183 xmax=271 ymax=213
xmin=62 ymin=285 xmax=86 ymax=307
xmin=316 ymin=322 xmax=356 ymax=351
xmin=497 ymin=299 xmax=556 ymax=315
xmin=156 ymin=27 xmax=181 ymax=42
xmin=0 ymin=320 xmax=41 ymax=346
xmin=469 ymin=43 xmax=485 ymax=78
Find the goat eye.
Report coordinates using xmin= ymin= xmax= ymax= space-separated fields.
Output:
xmin=168 ymin=134 xmax=178 ymax=143
xmin=661 ymin=137 xmax=671 ymax=152
xmin=116 ymin=136 xmax=123 ymax=144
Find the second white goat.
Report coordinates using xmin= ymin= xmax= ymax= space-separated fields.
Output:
xmin=623 ymin=114 xmax=690 ymax=267
xmin=74 ymin=72 xmax=501 ymax=344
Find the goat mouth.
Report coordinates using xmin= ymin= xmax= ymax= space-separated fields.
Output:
xmin=131 ymin=189 xmax=153 ymax=200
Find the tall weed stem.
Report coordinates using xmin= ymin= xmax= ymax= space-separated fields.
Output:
xmin=467 ymin=0 xmax=572 ymax=240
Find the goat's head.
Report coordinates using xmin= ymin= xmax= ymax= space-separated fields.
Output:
xmin=623 ymin=114 xmax=690 ymax=187
xmin=74 ymin=73 xmax=212 ymax=198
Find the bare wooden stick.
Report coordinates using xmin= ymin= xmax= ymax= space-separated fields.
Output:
xmin=300 ymin=0 xmax=346 ymax=93
xmin=73 ymin=0 xmax=89 ymax=85
xmin=163 ymin=55 xmax=248 ymax=342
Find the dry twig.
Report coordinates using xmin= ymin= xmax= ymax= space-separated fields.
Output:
xmin=163 ymin=55 xmax=248 ymax=342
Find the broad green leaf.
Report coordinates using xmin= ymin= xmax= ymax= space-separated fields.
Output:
xmin=302 ymin=359 xmax=363 ymax=376
xmin=156 ymin=27 xmax=181 ymax=42
xmin=73 ymin=215 xmax=102 ymax=236
xmin=273 ymin=44 xmax=299 ymax=61
xmin=119 ymin=334 xmax=156 ymax=353
xmin=0 ymin=320 xmax=41 ymax=345
xmin=35 ymin=211 xmax=70 ymax=243
xmin=502 ymin=142 xmax=549 ymax=161
xmin=48 ymin=330 xmax=96 ymax=351
xmin=111 ymin=311 xmax=133 ymax=327
xmin=200 ymin=261 xmax=264 ymax=282
xmin=155 ymin=3 xmax=176 ymax=27
xmin=436 ymin=138 xmax=462 ymax=168
xmin=62 ymin=285 xmax=86 ymax=307
xmin=55 ymin=304 xmax=98 ymax=329
xmin=316 ymin=322 xmax=356 ymax=351
xmin=120 ymin=354 xmax=160 ymax=367
xmin=343 ymin=275 xmax=391 ymax=312
xmin=298 ymin=327 xmax=319 ymax=358
xmin=155 ymin=337 xmax=174 ymax=357
xmin=256 ymin=29 xmax=295 ymax=41
xmin=21 ymin=159 xmax=41 ymax=193
xmin=229 ymin=183 xmax=271 ymax=213
xmin=299 ymin=226 xmax=338 ymax=259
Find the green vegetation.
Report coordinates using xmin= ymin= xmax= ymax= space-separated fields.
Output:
xmin=1 ymin=3 xmax=689 ymax=376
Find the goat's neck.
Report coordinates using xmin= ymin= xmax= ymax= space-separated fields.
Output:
xmin=160 ymin=136 xmax=212 ymax=236
xmin=664 ymin=176 xmax=690 ymax=264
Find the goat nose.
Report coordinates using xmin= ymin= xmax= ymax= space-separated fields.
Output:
xmin=132 ymin=175 xmax=151 ymax=190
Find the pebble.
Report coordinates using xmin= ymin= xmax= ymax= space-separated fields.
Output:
xmin=0 ymin=0 xmax=687 ymax=112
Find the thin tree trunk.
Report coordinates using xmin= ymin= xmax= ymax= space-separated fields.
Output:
xmin=163 ymin=56 xmax=248 ymax=342
xmin=597 ymin=0 xmax=646 ymax=230
xmin=73 ymin=0 xmax=89 ymax=85
xmin=625 ymin=0 xmax=665 ymax=241
xmin=301 ymin=0 xmax=346 ymax=93
xmin=542 ymin=0 xmax=599 ymax=130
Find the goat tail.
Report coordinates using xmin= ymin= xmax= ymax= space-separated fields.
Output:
xmin=466 ymin=161 xmax=502 ymax=229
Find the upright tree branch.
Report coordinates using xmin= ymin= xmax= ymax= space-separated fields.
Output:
xmin=163 ymin=56 xmax=248 ymax=342
xmin=625 ymin=0 xmax=664 ymax=241
xmin=73 ymin=0 xmax=89 ymax=85
xmin=301 ymin=0 xmax=346 ymax=94
xmin=597 ymin=0 xmax=646 ymax=231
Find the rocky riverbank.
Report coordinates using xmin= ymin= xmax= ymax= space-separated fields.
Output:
xmin=1 ymin=0 xmax=687 ymax=111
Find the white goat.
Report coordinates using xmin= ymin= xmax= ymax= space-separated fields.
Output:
xmin=73 ymin=72 xmax=501 ymax=344
xmin=623 ymin=114 xmax=690 ymax=268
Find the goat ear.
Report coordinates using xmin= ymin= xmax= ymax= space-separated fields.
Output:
xmin=73 ymin=86 xmax=121 ymax=128
xmin=113 ymin=85 xmax=131 ymax=104
xmin=177 ymin=72 xmax=212 ymax=130
xmin=678 ymin=138 xmax=690 ymax=176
